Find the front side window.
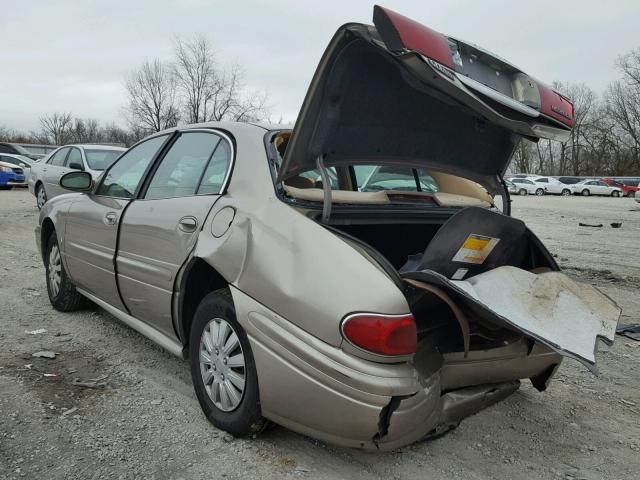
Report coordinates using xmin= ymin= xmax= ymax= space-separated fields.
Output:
xmin=144 ymin=132 xmax=227 ymax=200
xmin=97 ymin=135 xmax=167 ymax=198
xmin=66 ymin=148 xmax=83 ymax=169
xmin=48 ymin=148 xmax=69 ymax=167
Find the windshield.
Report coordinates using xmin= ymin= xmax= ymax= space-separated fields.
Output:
xmin=355 ymin=165 xmax=438 ymax=193
xmin=84 ymin=149 xmax=123 ymax=170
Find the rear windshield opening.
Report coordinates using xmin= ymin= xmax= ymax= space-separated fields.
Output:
xmin=268 ymin=131 xmax=494 ymax=209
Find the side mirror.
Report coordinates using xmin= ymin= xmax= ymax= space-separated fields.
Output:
xmin=69 ymin=162 xmax=84 ymax=170
xmin=60 ymin=171 xmax=93 ymax=191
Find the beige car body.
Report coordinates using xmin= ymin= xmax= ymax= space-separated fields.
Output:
xmin=36 ymin=7 xmax=621 ymax=451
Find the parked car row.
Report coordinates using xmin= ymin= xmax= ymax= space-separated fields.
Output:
xmin=505 ymin=175 xmax=633 ymax=197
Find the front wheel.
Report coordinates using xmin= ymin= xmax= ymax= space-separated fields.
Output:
xmin=561 ymin=189 xmax=571 ymax=196
xmin=581 ymin=189 xmax=590 ymax=196
xmin=45 ymin=232 xmax=90 ymax=311
xmin=36 ymin=184 xmax=47 ymax=209
xmin=535 ymin=188 xmax=545 ymax=196
xmin=612 ymin=190 xmax=620 ymax=197
xmin=518 ymin=189 xmax=528 ymax=196
xmin=189 ymin=289 xmax=267 ymax=437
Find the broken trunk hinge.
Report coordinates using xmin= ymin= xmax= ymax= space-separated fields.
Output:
xmin=316 ymin=155 xmax=332 ymax=224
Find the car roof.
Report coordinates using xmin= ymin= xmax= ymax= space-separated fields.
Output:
xmin=66 ymin=144 xmax=127 ymax=150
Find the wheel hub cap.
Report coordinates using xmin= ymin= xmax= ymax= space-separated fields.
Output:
xmin=199 ymin=318 xmax=246 ymax=412
xmin=48 ymin=245 xmax=61 ymax=298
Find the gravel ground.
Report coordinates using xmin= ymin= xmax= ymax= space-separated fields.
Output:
xmin=1 ymin=189 xmax=639 ymax=480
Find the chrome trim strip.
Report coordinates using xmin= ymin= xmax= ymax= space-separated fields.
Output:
xmin=77 ymin=288 xmax=185 ymax=358
xmin=455 ymin=73 xmax=540 ymax=118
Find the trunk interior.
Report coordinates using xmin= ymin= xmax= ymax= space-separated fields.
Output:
xmin=329 ymin=213 xmax=563 ymax=390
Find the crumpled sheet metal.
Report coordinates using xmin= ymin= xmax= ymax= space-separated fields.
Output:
xmin=404 ymin=266 xmax=621 ymax=373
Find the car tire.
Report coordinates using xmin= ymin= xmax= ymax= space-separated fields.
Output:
xmin=612 ymin=190 xmax=620 ymax=197
xmin=561 ymin=189 xmax=571 ymax=196
xmin=45 ymin=232 xmax=91 ymax=311
xmin=36 ymin=183 xmax=47 ymax=209
xmin=518 ymin=189 xmax=527 ymax=196
xmin=189 ymin=289 xmax=268 ymax=437
xmin=581 ymin=189 xmax=590 ymax=196
xmin=535 ymin=188 xmax=545 ymax=196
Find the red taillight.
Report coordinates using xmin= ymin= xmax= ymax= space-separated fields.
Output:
xmin=341 ymin=313 xmax=417 ymax=356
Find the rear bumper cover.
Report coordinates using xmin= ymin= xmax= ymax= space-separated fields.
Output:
xmin=230 ymin=286 xmax=560 ymax=450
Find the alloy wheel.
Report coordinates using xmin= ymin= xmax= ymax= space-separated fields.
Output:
xmin=48 ymin=244 xmax=62 ymax=298
xmin=562 ymin=189 xmax=571 ymax=196
xmin=199 ymin=318 xmax=246 ymax=412
xmin=37 ymin=186 xmax=47 ymax=209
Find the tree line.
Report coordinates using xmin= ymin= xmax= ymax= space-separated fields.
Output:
xmin=0 ymin=36 xmax=271 ymax=148
xmin=511 ymin=48 xmax=640 ymax=176
xmin=1 ymin=40 xmax=639 ymax=178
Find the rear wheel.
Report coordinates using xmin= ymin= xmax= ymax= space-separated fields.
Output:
xmin=36 ymin=184 xmax=47 ymax=209
xmin=612 ymin=190 xmax=620 ymax=197
xmin=581 ymin=189 xmax=590 ymax=196
xmin=518 ymin=189 xmax=528 ymax=196
xmin=45 ymin=232 xmax=90 ymax=311
xmin=561 ymin=189 xmax=571 ymax=196
xmin=535 ymin=188 xmax=545 ymax=196
xmin=189 ymin=289 xmax=267 ymax=437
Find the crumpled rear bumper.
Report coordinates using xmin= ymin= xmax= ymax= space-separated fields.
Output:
xmin=230 ymin=286 xmax=560 ymax=451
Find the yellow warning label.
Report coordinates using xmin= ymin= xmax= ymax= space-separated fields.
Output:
xmin=462 ymin=237 xmax=490 ymax=251
xmin=452 ymin=234 xmax=500 ymax=265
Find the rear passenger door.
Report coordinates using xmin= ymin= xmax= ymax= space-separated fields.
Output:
xmin=116 ymin=130 xmax=233 ymax=338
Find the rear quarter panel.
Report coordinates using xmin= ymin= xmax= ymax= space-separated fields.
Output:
xmin=192 ymin=125 xmax=411 ymax=346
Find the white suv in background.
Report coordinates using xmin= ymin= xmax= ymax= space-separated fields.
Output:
xmin=531 ymin=177 xmax=572 ymax=196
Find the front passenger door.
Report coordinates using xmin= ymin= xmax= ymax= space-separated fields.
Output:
xmin=116 ymin=130 xmax=233 ymax=338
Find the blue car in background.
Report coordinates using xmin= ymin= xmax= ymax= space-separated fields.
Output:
xmin=0 ymin=159 xmax=26 ymax=190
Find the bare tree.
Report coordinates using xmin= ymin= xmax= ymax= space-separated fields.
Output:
xmin=124 ymin=59 xmax=180 ymax=133
xmin=39 ymin=112 xmax=73 ymax=145
xmin=173 ymin=36 xmax=270 ymax=124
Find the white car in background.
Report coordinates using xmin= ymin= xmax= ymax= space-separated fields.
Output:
xmin=28 ymin=144 xmax=125 ymax=209
xmin=570 ymin=179 xmax=623 ymax=197
xmin=510 ymin=177 xmax=545 ymax=195
xmin=531 ymin=177 xmax=573 ymax=196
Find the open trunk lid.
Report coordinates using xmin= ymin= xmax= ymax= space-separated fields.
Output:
xmin=278 ymin=6 xmax=574 ymax=195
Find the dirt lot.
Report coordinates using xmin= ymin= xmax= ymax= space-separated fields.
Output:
xmin=1 ymin=189 xmax=639 ymax=480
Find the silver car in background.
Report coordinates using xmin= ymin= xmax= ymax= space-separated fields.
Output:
xmin=28 ymin=144 xmax=125 ymax=209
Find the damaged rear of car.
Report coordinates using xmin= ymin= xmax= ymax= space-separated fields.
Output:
xmin=263 ymin=6 xmax=620 ymax=449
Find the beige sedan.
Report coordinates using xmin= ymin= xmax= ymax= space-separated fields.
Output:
xmin=36 ymin=7 xmax=620 ymax=450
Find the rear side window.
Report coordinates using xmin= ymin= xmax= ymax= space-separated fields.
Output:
xmin=197 ymin=139 xmax=232 ymax=195
xmin=97 ymin=135 xmax=167 ymax=198
xmin=144 ymin=132 xmax=226 ymax=200
xmin=48 ymin=148 xmax=69 ymax=166
xmin=535 ymin=178 xmax=548 ymax=183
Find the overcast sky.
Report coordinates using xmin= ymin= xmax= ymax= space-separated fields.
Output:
xmin=2 ymin=0 xmax=639 ymax=132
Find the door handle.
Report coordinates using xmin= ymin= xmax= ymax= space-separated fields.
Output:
xmin=104 ymin=212 xmax=118 ymax=226
xmin=178 ymin=216 xmax=198 ymax=232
